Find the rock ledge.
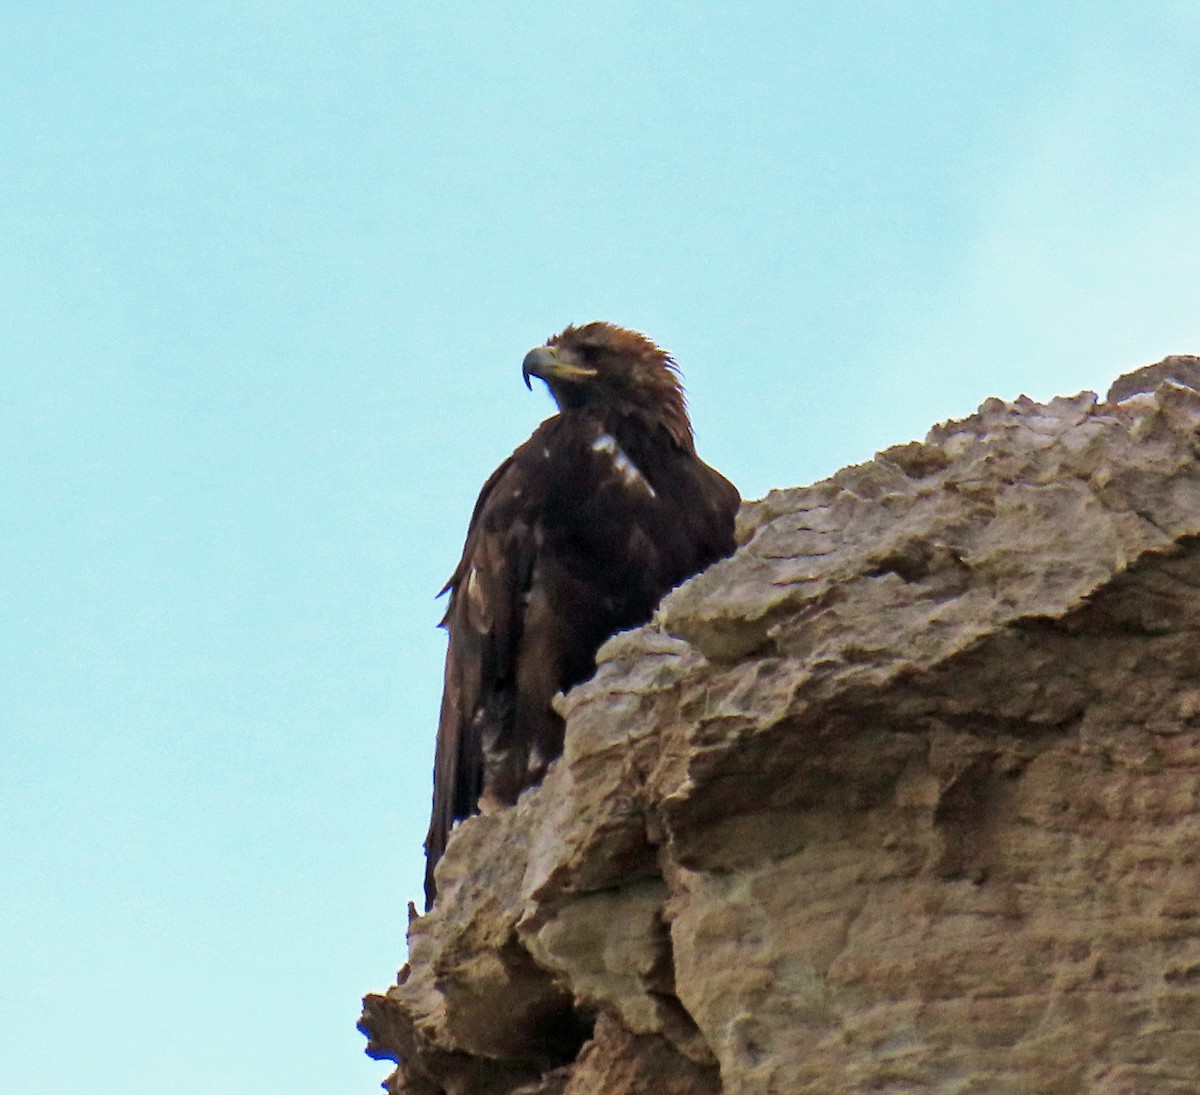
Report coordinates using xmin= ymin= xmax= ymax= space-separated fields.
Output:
xmin=363 ymin=355 xmax=1200 ymax=1095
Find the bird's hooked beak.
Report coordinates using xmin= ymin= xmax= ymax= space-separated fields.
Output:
xmin=521 ymin=345 xmax=598 ymax=391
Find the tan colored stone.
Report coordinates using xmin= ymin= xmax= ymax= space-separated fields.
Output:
xmin=560 ymin=1012 xmax=720 ymax=1095
xmin=362 ymin=356 xmax=1200 ymax=1094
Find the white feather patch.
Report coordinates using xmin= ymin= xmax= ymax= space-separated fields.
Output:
xmin=464 ymin=566 xmax=489 ymax=627
xmin=592 ymin=433 xmax=656 ymax=497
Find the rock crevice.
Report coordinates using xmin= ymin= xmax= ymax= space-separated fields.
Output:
xmin=363 ymin=356 xmax=1200 ymax=1094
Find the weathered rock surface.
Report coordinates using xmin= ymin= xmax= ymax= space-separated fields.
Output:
xmin=362 ymin=356 xmax=1200 ymax=1094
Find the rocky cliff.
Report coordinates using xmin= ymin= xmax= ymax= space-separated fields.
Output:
xmin=361 ymin=356 xmax=1200 ymax=1095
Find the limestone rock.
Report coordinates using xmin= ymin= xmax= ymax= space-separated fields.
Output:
xmin=362 ymin=355 xmax=1200 ymax=1094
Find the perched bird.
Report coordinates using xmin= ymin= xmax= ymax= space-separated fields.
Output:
xmin=425 ymin=322 xmax=739 ymax=908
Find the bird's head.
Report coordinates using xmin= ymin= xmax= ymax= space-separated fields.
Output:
xmin=522 ymin=322 xmax=693 ymax=449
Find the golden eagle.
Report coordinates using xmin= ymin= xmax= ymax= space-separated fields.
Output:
xmin=425 ymin=322 xmax=739 ymax=907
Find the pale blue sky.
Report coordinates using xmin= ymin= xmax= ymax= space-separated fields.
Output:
xmin=3 ymin=4 xmax=1198 ymax=1093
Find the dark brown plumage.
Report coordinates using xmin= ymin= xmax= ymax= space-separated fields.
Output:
xmin=424 ymin=322 xmax=739 ymax=908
